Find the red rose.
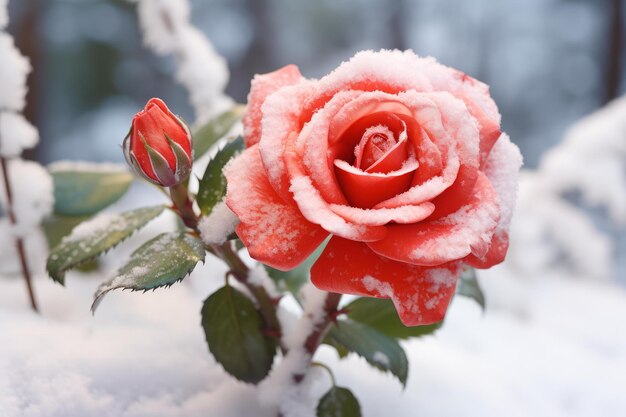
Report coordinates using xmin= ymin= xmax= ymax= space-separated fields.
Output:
xmin=226 ymin=50 xmax=522 ymax=325
xmin=123 ymin=97 xmax=193 ymax=187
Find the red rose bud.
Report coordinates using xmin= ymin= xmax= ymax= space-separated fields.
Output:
xmin=123 ymin=98 xmax=193 ymax=187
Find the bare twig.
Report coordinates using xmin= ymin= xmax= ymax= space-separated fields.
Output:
xmin=0 ymin=156 xmax=38 ymax=312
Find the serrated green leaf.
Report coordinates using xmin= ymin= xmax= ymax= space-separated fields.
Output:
xmin=92 ymin=232 xmax=206 ymax=312
xmin=201 ymin=286 xmax=276 ymax=384
xmin=326 ymin=319 xmax=408 ymax=387
xmin=345 ymin=297 xmax=442 ymax=340
xmin=456 ymin=267 xmax=485 ymax=310
xmin=197 ymin=136 xmax=244 ymax=216
xmin=193 ymin=106 xmax=244 ymax=160
xmin=265 ymin=239 xmax=328 ymax=300
xmin=47 ymin=205 xmax=165 ymax=284
xmin=317 ymin=386 xmax=361 ymax=417
xmin=50 ymin=165 xmax=133 ymax=216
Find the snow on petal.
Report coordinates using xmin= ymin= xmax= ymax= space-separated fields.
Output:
xmin=0 ymin=112 xmax=39 ymax=158
xmin=257 ymin=81 xmax=319 ymax=202
xmin=224 ymin=146 xmax=327 ymax=271
xmin=311 ymin=237 xmax=460 ymax=326
xmin=329 ymin=202 xmax=435 ymax=226
xmin=244 ymin=65 xmax=303 ymax=148
xmin=368 ymin=173 xmax=500 ymax=266
xmin=289 ymin=175 xmax=387 ymax=242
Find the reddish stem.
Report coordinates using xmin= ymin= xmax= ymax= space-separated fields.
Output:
xmin=1 ymin=156 xmax=39 ymax=312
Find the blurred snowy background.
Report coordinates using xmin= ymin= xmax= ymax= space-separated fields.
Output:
xmin=1 ymin=0 xmax=626 ymax=416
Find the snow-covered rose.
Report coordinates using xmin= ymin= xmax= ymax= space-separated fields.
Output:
xmin=225 ymin=50 xmax=522 ymax=325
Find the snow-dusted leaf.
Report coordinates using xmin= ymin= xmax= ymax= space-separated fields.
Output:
xmin=197 ymin=136 xmax=244 ymax=216
xmin=47 ymin=205 xmax=165 ymax=284
xmin=92 ymin=232 xmax=205 ymax=312
xmin=192 ymin=106 xmax=244 ymax=160
xmin=345 ymin=297 xmax=442 ymax=340
xmin=456 ymin=268 xmax=485 ymax=310
xmin=50 ymin=164 xmax=133 ymax=216
xmin=201 ymin=286 xmax=276 ymax=384
xmin=317 ymin=386 xmax=362 ymax=417
xmin=326 ymin=319 xmax=408 ymax=387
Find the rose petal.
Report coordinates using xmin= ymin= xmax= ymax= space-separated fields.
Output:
xmin=373 ymin=91 xmax=481 ymax=216
xmin=368 ymin=173 xmax=500 ymax=266
xmin=466 ymin=133 xmax=522 ymax=268
xmin=329 ymin=202 xmax=435 ymax=226
xmin=258 ymin=80 xmax=318 ymax=201
xmin=243 ymin=65 xmax=303 ymax=148
xmin=333 ymin=159 xmax=417 ymax=209
xmin=311 ymin=237 xmax=460 ymax=326
xmin=224 ymin=145 xmax=328 ymax=270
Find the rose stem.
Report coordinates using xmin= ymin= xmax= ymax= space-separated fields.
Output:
xmin=0 ymin=156 xmax=39 ymax=312
xmin=215 ymin=241 xmax=285 ymax=351
xmin=168 ymin=183 xmax=198 ymax=229
xmin=293 ymin=291 xmax=342 ymax=383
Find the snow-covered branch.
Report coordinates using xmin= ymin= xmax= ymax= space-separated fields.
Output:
xmin=130 ymin=0 xmax=233 ymax=125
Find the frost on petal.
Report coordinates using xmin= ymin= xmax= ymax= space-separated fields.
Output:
xmin=289 ymin=175 xmax=386 ymax=242
xmin=311 ymin=237 xmax=459 ymax=326
xmin=0 ymin=112 xmax=39 ymax=158
xmin=224 ymin=146 xmax=327 ymax=270
xmin=258 ymin=81 xmax=317 ymax=200
xmin=0 ymin=33 xmax=31 ymax=112
xmin=368 ymin=173 xmax=500 ymax=266
xmin=466 ymin=133 xmax=522 ymax=268
xmin=244 ymin=65 xmax=303 ymax=148
xmin=329 ymin=202 xmax=435 ymax=226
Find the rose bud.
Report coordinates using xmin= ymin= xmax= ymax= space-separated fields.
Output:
xmin=123 ymin=98 xmax=193 ymax=187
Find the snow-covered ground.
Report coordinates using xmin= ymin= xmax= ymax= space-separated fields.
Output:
xmin=1 ymin=255 xmax=625 ymax=417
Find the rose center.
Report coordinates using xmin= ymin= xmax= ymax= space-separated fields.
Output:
xmin=354 ymin=125 xmax=397 ymax=171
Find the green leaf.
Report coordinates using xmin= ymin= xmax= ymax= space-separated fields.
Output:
xmin=47 ymin=205 xmax=165 ymax=284
xmin=265 ymin=240 xmax=328 ymax=299
xmin=323 ymin=336 xmax=350 ymax=359
xmin=193 ymin=106 xmax=244 ymax=160
xmin=201 ymin=286 xmax=276 ymax=384
xmin=92 ymin=232 xmax=206 ymax=312
xmin=50 ymin=164 xmax=133 ymax=216
xmin=197 ymin=136 xmax=244 ymax=216
xmin=326 ymin=319 xmax=408 ymax=387
xmin=456 ymin=267 xmax=485 ymax=310
xmin=345 ymin=297 xmax=442 ymax=340
xmin=317 ymin=386 xmax=362 ymax=417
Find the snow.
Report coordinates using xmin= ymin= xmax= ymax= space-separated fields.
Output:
xmin=0 ymin=32 xmax=31 ymax=112
xmin=1 ymin=264 xmax=625 ymax=417
xmin=130 ymin=0 xmax=233 ymax=124
xmin=539 ymin=95 xmax=626 ymax=224
xmin=63 ymin=213 xmax=125 ymax=243
xmin=0 ymin=0 xmax=7 ymax=29
xmin=258 ymin=284 xmax=330 ymax=417
xmin=0 ymin=112 xmax=39 ymax=158
xmin=247 ymin=264 xmax=280 ymax=299
xmin=0 ymin=159 xmax=54 ymax=238
xmin=198 ymin=200 xmax=239 ymax=245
